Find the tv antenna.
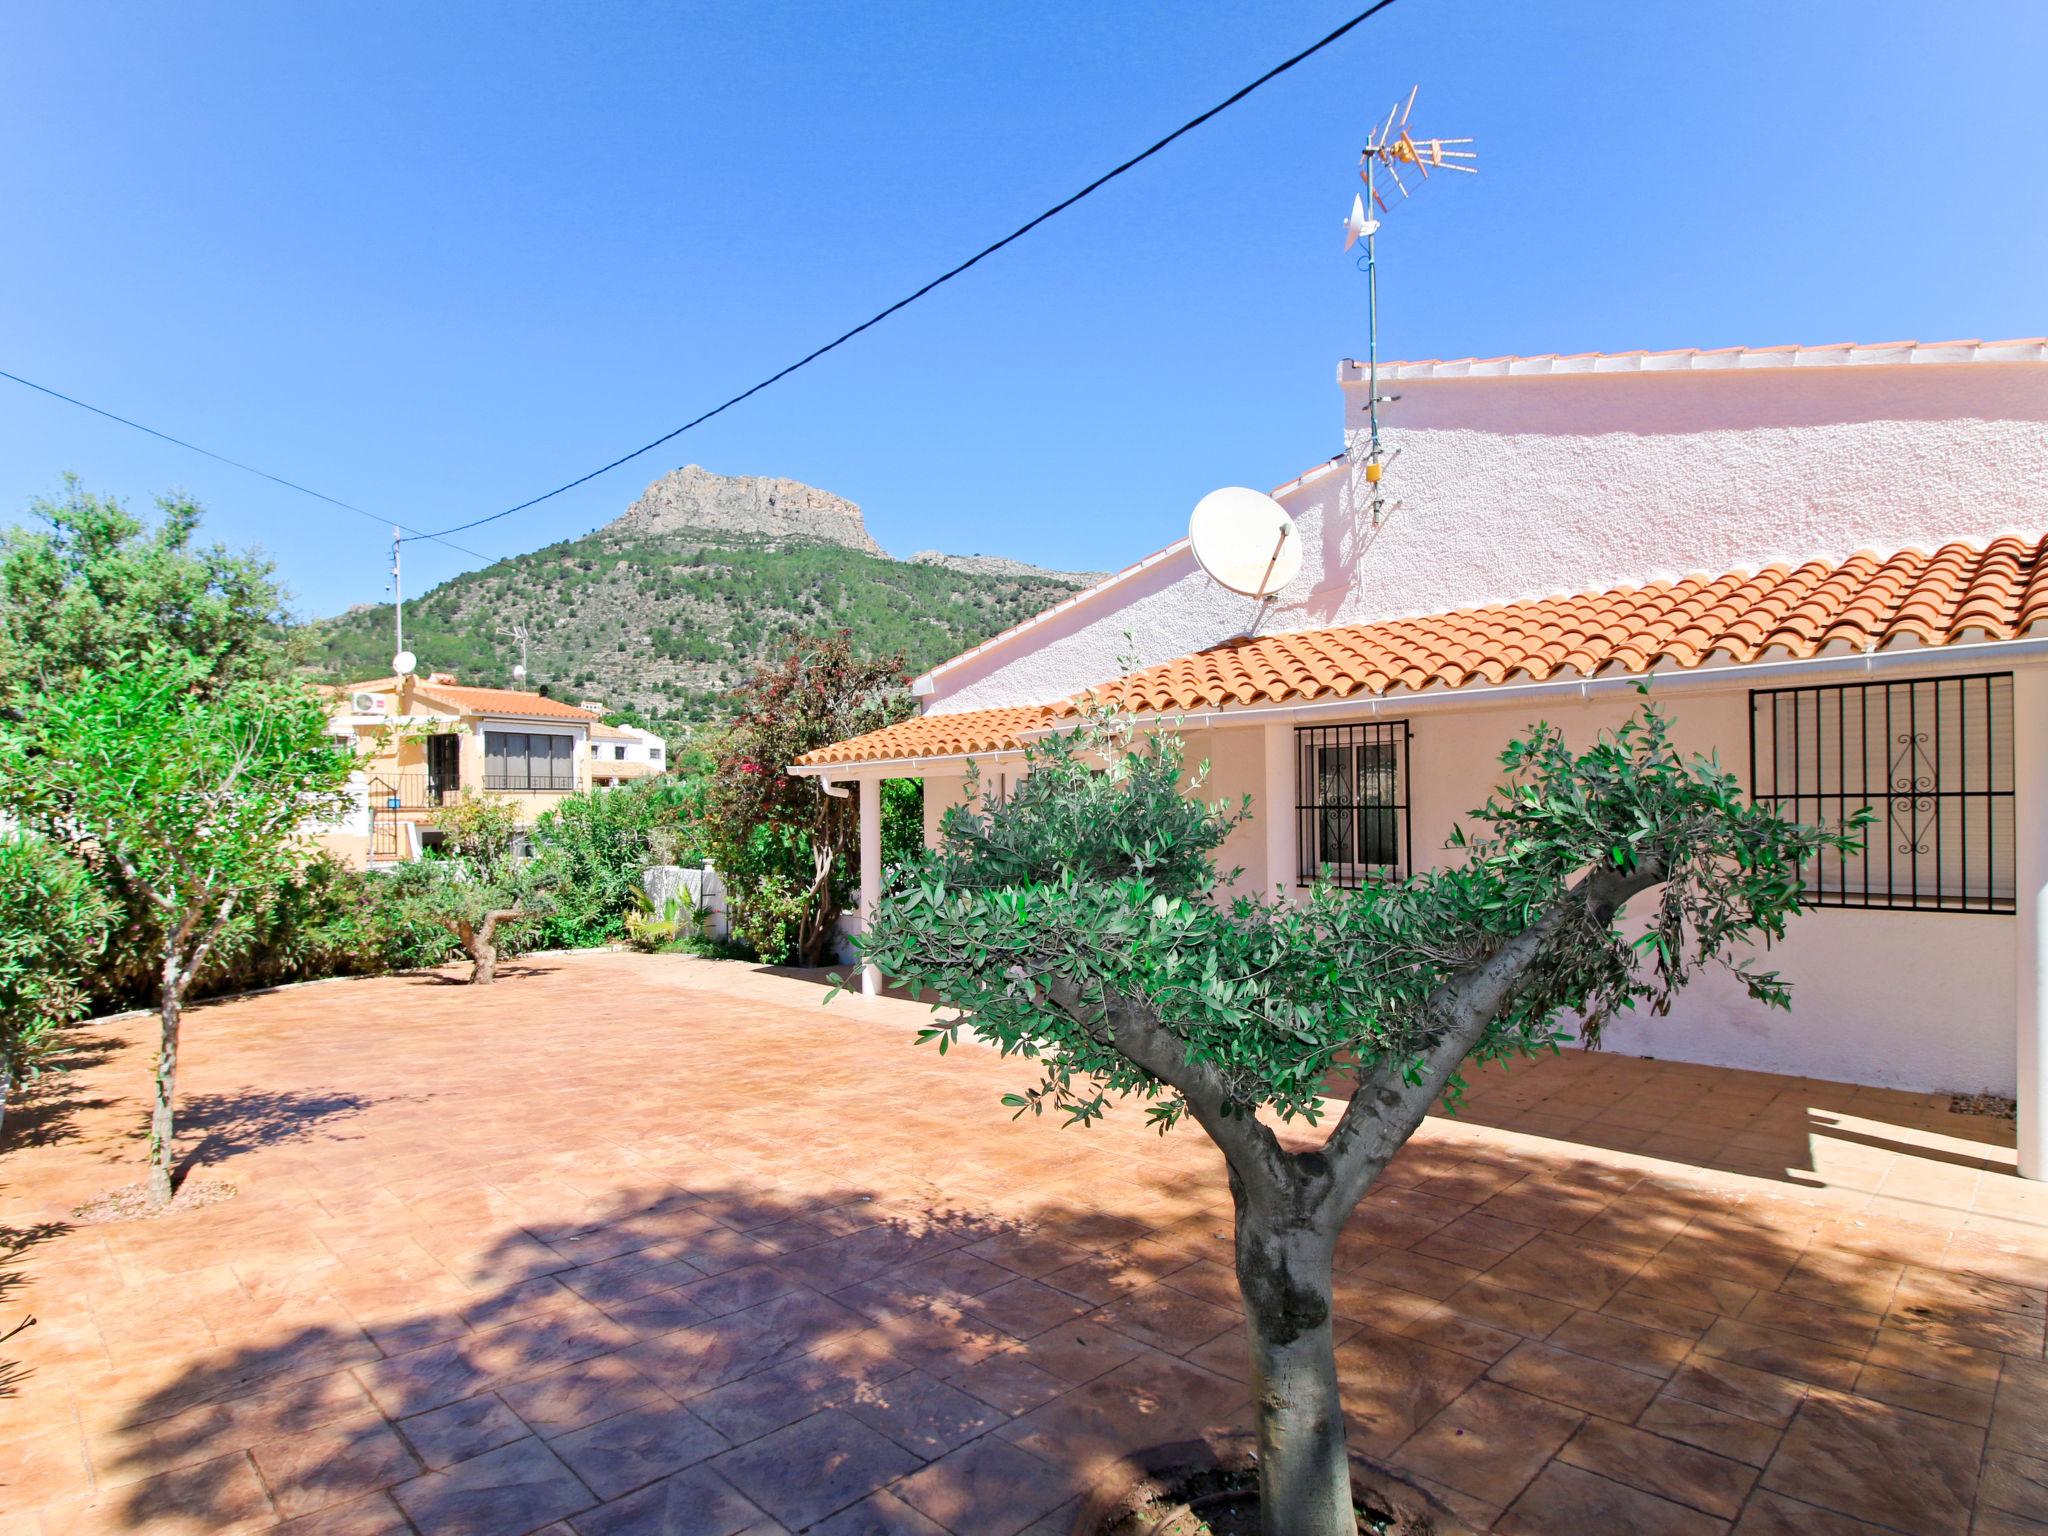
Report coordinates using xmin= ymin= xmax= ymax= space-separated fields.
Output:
xmin=498 ymin=623 xmax=532 ymax=685
xmin=1347 ymin=87 xmax=1476 ymax=524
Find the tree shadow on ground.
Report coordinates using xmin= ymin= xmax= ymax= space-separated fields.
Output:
xmin=33 ymin=1133 xmax=1941 ymax=1536
xmin=401 ymin=962 xmax=564 ymax=989
xmin=0 ymin=1219 xmax=71 ymax=1405
xmin=155 ymin=1088 xmax=386 ymax=1190
xmin=0 ymin=1032 xmax=124 ymax=1152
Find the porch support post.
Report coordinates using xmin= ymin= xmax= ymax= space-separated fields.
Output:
xmin=859 ymin=775 xmax=883 ymax=997
xmin=2016 ymin=668 xmax=2048 ymax=1180
xmin=1263 ymin=720 xmax=1295 ymax=901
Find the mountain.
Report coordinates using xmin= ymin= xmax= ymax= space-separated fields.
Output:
xmin=302 ymin=466 xmax=1099 ymax=723
xmin=617 ymin=465 xmax=884 ymax=554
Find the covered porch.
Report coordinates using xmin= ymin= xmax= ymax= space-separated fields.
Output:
xmin=793 ymin=541 xmax=2048 ymax=1180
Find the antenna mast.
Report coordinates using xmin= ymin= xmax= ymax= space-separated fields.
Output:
xmin=498 ymin=623 xmax=532 ymax=685
xmin=1345 ymin=87 xmax=1476 ymax=524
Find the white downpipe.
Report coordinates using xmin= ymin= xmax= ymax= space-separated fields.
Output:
xmin=1262 ymin=720 xmax=1294 ymax=902
xmin=858 ymin=777 xmax=883 ymax=997
xmin=2016 ymin=670 xmax=2048 ymax=1180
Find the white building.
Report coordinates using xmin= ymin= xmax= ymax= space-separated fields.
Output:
xmin=588 ymin=721 xmax=668 ymax=788
xmin=789 ymin=338 xmax=2048 ymax=1179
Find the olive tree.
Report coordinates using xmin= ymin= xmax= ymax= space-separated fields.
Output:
xmin=0 ymin=658 xmax=353 ymax=1203
xmin=384 ymin=794 xmax=547 ymax=984
xmin=858 ymin=700 xmax=1853 ymax=1536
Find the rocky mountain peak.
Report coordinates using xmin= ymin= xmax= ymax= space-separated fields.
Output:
xmin=612 ymin=465 xmax=883 ymax=556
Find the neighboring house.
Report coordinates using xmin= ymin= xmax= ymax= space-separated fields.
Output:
xmin=319 ymin=672 xmax=600 ymax=865
xmin=789 ymin=337 xmax=2048 ymax=1180
xmin=587 ymin=721 xmax=668 ymax=788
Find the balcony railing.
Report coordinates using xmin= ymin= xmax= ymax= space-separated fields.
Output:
xmin=483 ymin=766 xmax=578 ymax=792
xmin=367 ymin=771 xmax=452 ymax=811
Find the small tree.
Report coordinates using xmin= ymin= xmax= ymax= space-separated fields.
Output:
xmin=0 ymin=835 xmax=111 ymax=1139
xmin=0 ymin=478 xmax=294 ymax=701
xmin=386 ymin=793 xmax=547 ymax=983
xmin=0 ymin=658 xmax=352 ymax=1203
xmin=704 ymin=632 xmax=909 ymax=964
xmin=860 ymin=701 xmax=1854 ymax=1535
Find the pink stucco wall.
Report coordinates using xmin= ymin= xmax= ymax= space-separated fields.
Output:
xmin=922 ymin=354 xmax=2048 ymax=715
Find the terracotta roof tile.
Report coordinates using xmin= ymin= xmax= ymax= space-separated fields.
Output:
xmin=407 ymin=683 xmax=600 ymax=722
xmin=795 ymin=536 xmax=2048 ymax=769
xmin=792 ymin=704 xmax=1058 ymax=768
xmin=1099 ymin=536 xmax=2048 ymax=713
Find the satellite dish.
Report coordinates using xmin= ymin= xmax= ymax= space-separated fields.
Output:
xmin=392 ymin=650 xmax=417 ymax=677
xmin=1342 ymin=192 xmax=1379 ymax=251
xmin=512 ymin=663 xmax=528 ymax=683
xmin=1188 ymin=488 xmax=1302 ymax=598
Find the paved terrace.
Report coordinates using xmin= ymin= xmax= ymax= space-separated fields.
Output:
xmin=0 ymin=950 xmax=2042 ymax=1535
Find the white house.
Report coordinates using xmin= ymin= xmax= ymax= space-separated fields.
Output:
xmin=788 ymin=337 xmax=2048 ymax=1179
xmin=587 ymin=721 xmax=668 ymax=788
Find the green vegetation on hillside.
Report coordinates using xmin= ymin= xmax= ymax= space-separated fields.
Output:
xmin=302 ymin=529 xmax=1086 ymax=724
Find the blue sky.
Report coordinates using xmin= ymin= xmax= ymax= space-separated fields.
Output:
xmin=3 ymin=1 xmax=2042 ymax=619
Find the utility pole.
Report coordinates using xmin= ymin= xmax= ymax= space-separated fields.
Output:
xmin=389 ymin=527 xmax=417 ymax=678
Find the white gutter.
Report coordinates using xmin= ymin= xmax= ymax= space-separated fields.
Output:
xmin=788 ymin=633 xmax=2048 ymax=777
xmin=790 ymin=750 xmax=1028 ymax=780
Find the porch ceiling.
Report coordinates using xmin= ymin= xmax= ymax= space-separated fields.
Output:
xmin=794 ymin=533 xmax=2048 ymax=770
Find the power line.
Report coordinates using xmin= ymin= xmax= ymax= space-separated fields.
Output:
xmin=409 ymin=0 xmax=1405 ymax=543
xmin=0 ymin=367 xmax=499 ymax=565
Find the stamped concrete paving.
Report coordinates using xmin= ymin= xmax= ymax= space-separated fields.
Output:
xmin=1 ymin=949 xmax=2043 ymax=1534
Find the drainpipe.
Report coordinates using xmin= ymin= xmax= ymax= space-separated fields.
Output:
xmin=2016 ymin=671 xmax=2048 ymax=1180
xmin=1262 ymin=721 xmax=1294 ymax=902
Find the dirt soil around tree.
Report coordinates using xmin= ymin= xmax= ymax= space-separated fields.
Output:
xmin=0 ymin=950 xmax=2041 ymax=1534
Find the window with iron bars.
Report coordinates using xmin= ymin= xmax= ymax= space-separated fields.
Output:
xmin=1749 ymin=673 xmax=2014 ymax=913
xmin=1295 ymin=721 xmax=1412 ymax=888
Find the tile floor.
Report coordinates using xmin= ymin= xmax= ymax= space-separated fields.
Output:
xmin=0 ymin=950 xmax=2042 ymax=1534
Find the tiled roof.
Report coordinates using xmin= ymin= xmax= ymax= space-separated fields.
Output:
xmin=792 ymin=704 xmax=1058 ymax=768
xmin=1351 ymin=337 xmax=2048 ymax=381
xmin=406 ymin=683 xmax=599 ymax=722
xmin=796 ymin=535 xmax=2048 ymax=768
xmin=1102 ymin=535 xmax=2048 ymax=710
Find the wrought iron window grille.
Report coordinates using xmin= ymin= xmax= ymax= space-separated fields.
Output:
xmin=1295 ymin=720 xmax=1413 ymax=888
xmin=1749 ymin=673 xmax=2015 ymax=914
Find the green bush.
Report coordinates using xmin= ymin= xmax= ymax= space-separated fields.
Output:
xmin=725 ymin=867 xmax=812 ymax=966
xmin=0 ymin=835 xmax=110 ymax=1128
xmin=528 ymin=778 xmax=706 ymax=950
xmin=623 ymin=886 xmax=729 ymax=955
xmin=193 ymin=855 xmax=462 ymax=995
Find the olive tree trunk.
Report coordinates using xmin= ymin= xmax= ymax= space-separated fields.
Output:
xmin=452 ymin=910 xmax=522 ymax=984
xmin=1234 ymin=1176 xmax=1353 ymax=1536
xmin=1046 ymin=860 xmax=1666 ymax=1536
